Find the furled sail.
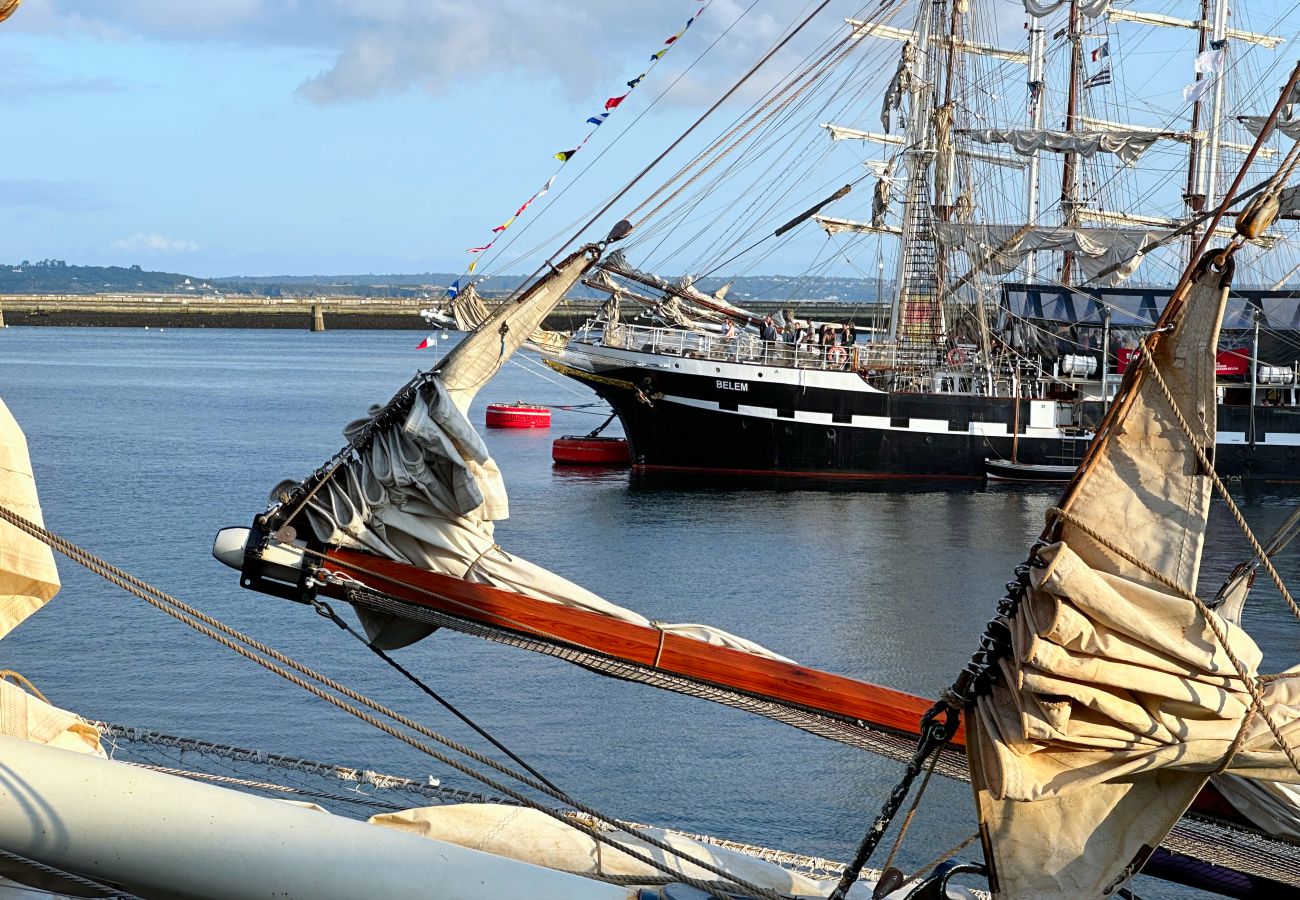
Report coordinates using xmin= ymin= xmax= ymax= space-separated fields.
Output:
xmin=936 ymin=222 xmax=1160 ymax=286
xmin=1023 ymin=0 xmax=1110 ymax=17
xmin=814 ymin=215 xmax=901 ymax=237
xmin=1239 ymin=114 xmax=1300 ymax=142
xmin=880 ymin=41 xmax=914 ymax=133
xmin=962 ymin=128 xmax=1161 ymax=166
xmin=266 ymin=249 xmax=786 ymax=661
xmin=0 ymin=399 xmax=60 ymax=639
xmin=968 ymin=255 xmax=1300 ymax=897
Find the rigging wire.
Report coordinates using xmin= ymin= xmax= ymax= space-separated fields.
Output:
xmin=0 ymin=503 xmax=786 ymax=900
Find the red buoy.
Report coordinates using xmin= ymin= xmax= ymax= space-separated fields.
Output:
xmin=485 ymin=403 xmax=551 ymax=428
xmin=552 ymin=435 xmax=632 ymax=466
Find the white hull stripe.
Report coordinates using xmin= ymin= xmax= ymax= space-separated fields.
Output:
xmin=662 ymin=396 xmax=1300 ymax=446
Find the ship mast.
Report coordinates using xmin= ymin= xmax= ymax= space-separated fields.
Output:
xmin=1025 ymin=16 xmax=1046 ymax=282
xmin=1203 ymin=0 xmax=1230 ymax=207
xmin=887 ymin=0 xmax=946 ymax=352
xmin=1183 ymin=0 xmax=1213 ymax=263
xmin=1059 ymin=0 xmax=1082 ymax=285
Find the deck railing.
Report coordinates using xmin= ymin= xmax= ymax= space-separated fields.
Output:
xmin=581 ymin=322 xmax=940 ymax=372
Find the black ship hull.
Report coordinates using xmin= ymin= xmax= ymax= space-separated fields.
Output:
xmin=549 ymin=353 xmax=1300 ymax=483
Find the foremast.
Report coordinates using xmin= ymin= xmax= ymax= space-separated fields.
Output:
xmin=889 ymin=0 xmax=947 ymax=355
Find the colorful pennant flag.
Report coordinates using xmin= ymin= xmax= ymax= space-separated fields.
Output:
xmin=1091 ymin=41 xmax=1109 ymax=62
xmin=445 ymin=278 xmax=460 ymax=299
xmin=417 ymin=334 xmax=437 ymax=350
xmin=450 ymin=7 xmax=701 ymax=284
xmin=1083 ymin=65 xmax=1111 ymax=90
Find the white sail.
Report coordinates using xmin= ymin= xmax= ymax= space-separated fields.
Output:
xmin=935 ymin=222 xmax=1162 ymax=286
xmin=962 ymin=128 xmax=1163 ymax=166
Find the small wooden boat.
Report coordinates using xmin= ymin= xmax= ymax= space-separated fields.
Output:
xmin=485 ymin=402 xmax=551 ymax=428
xmin=552 ymin=435 xmax=631 ymax=466
xmin=984 ymin=457 xmax=1077 ymax=482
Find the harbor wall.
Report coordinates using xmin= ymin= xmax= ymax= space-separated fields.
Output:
xmin=0 ymin=293 xmax=889 ymax=331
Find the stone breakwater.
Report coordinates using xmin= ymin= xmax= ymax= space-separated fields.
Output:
xmin=0 ymin=293 xmax=887 ymax=331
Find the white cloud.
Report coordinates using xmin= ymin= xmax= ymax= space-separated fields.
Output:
xmin=111 ymin=232 xmax=199 ymax=253
xmin=27 ymin=0 xmax=805 ymax=106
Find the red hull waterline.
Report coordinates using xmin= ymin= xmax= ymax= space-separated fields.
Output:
xmin=485 ymin=403 xmax=551 ymax=428
xmin=552 ymin=436 xmax=632 ymax=466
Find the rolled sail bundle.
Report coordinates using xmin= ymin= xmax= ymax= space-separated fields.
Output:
xmin=967 ymin=254 xmax=1300 ymax=897
xmin=283 ymin=378 xmax=787 ymax=660
xmin=260 ymin=245 xmax=787 ymax=661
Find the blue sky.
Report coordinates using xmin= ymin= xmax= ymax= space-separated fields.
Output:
xmin=0 ymin=0 xmax=800 ymax=277
xmin=6 ymin=0 xmax=1294 ymax=284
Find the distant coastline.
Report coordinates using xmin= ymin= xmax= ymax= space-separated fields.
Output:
xmin=0 ymin=293 xmax=886 ymax=331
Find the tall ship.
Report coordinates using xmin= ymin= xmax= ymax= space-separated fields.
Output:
xmin=515 ymin=0 xmax=1300 ymax=481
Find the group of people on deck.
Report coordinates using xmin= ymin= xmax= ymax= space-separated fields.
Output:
xmin=756 ymin=316 xmax=856 ymax=349
xmin=734 ymin=315 xmax=855 ymax=368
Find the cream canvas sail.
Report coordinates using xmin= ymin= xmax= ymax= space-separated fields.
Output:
xmin=968 ymin=258 xmax=1300 ymax=898
xmin=0 ymin=398 xmax=59 ymax=639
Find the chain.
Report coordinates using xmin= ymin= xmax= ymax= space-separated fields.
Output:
xmin=826 ymin=704 xmax=960 ymax=900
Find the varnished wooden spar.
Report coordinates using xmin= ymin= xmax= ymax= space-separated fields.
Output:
xmin=320 ymin=546 xmax=962 ymax=745
xmin=318 ymin=547 xmax=1284 ymax=841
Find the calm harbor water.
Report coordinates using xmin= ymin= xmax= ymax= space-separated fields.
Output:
xmin=2 ymin=325 xmax=1297 ymax=894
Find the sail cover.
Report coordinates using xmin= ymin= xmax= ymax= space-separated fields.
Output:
xmin=936 ymin=223 xmax=1161 ymax=287
xmin=962 ymin=128 xmax=1160 ymax=166
xmin=1022 ymin=0 xmax=1110 ymax=17
xmin=279 ymin=252 xmax=788 ymax=662
xmin=969 ymin=260 xmax=1300 ymax=897
xmin=1238 ymin=115 xmax=1300 ymax=143
xmin=0 ymin=399 xmax=60 ymax=639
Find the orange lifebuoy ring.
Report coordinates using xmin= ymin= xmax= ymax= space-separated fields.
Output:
xmin=945 ymin=347 xmax=968 ymax=367
xmin=827 ymin=346 xmax=848 ymax=368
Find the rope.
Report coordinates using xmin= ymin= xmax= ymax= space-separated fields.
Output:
xmin=1049 ymin=505 xmax=1300 ymax=782
xmin=126 ymin=763 xmax=409 ymax=812
xmin=461 ymin=541 xmax=506 ymax=579
xmin=0 ymin=504 xmax=780 ymax=900
xmin=905 ymin=833 xmax=980 ymax=885
xmin=0 ymin=669 xmax=48 ymax=703
xmin=307 ymin=597 xmax=564 ymax=795
xmin=826 ymin=705 xmax=959 ymax=900
xmin=1135 ymin=349 xmax=1300 ymax=623
xmin=629 ymin=14 xmax=872 ymax=228
xmin=879 ymin=749 xmax=943 ymax=875
xmin=0 ymin=847 xmax=141 ymax=899
xmin=96 ymin=723 xmax=499 ymax=806
xmin=529 ymin=0 xmax=838 ymax=283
